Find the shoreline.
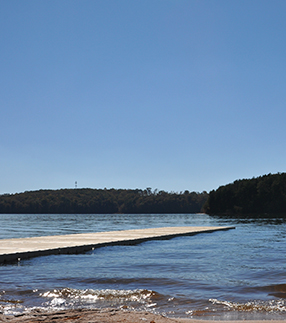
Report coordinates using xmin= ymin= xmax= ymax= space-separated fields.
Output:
xmin=2 ymin=308 xmax=286 ymax=323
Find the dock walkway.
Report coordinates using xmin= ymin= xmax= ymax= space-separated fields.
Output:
xmin=0 ymin=226 xmax=234 ymax=264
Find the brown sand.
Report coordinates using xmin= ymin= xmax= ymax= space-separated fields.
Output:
xmin=1 ymin=308 xmax=285 ymax=323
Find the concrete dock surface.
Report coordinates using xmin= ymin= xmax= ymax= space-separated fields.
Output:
xmin=0 ymin=226 xmax=234 ymax=264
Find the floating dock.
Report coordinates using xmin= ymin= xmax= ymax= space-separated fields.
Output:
xmin=0 ymin=226 xmax=234 ymax=264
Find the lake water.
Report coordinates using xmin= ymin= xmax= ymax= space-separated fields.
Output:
xmin=0 ymin=213 xmax=286 ymax=320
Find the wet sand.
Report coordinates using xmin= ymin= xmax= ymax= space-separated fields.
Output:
xmin=1 ymin=308 xmax=285 ymax=323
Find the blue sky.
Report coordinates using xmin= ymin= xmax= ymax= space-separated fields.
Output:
xmin=1 ymin=0 xmax=286 ymax=194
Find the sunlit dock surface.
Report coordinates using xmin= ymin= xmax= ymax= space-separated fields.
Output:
xmin=0 ymin=226 xmax=235 ymax=264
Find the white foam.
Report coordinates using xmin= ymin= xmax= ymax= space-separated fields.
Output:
xmin=209 ymin=298 xmax=286 ymax=312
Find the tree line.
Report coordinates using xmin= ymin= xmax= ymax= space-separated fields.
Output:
xmin=204 ymin=172 xmax=286 ymax=217
xmin=0 ymin=188 xmax=208 ymax=214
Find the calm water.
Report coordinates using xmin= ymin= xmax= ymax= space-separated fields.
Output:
xmin=0 ymin=213 xmax=286 ymax=320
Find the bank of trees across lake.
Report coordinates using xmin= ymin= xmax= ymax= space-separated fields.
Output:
xmin=205 ymin=172 xmax=286 ymax=217
xmin=3 ymin=172 xmax=286 ymax=216
xmin=0 ymin=188 xmax=208 ymax=214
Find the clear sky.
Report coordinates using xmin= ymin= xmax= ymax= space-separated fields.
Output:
xmin=1 ymin=0 xmax=286 ymax=195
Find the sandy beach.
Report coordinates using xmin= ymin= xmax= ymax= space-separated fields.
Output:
xmin=1 ymin=308 xmax=285 ymax=323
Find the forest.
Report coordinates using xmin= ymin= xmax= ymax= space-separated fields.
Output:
xmin=0 ymin=188 xmax=208 ymax=214
xmin=2 ymin=172 xmax=286 ymax=216
xmin=204 ymin=172 xmax=286 ymax=217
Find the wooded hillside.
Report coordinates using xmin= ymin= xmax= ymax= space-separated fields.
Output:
xmin=0 ymin=188 xmax=208 ymax=214
xmin=204 ymin=173 xmax=286 ymax=216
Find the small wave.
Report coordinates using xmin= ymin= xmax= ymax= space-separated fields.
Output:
xmin=40 ymin=287 xmax=161 ymax=312
xmin=1 ymin=288 xmax=164 ymax=316
xmin=0 ymin=299 xmax=25 ymax=315
xmin=209 ymin=298 xmax=286 ymax=312
xmin=41 ymin=287 xmax=157 ymax=302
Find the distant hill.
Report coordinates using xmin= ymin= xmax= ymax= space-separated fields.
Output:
xmin=0 ymin=188 xmax=208 ymax=214
xmin=204 ymin=173 xmax=286 ymax=216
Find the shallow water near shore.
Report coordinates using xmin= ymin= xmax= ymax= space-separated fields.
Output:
xmin=0 ymin=213 xmax=286 ymax=320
